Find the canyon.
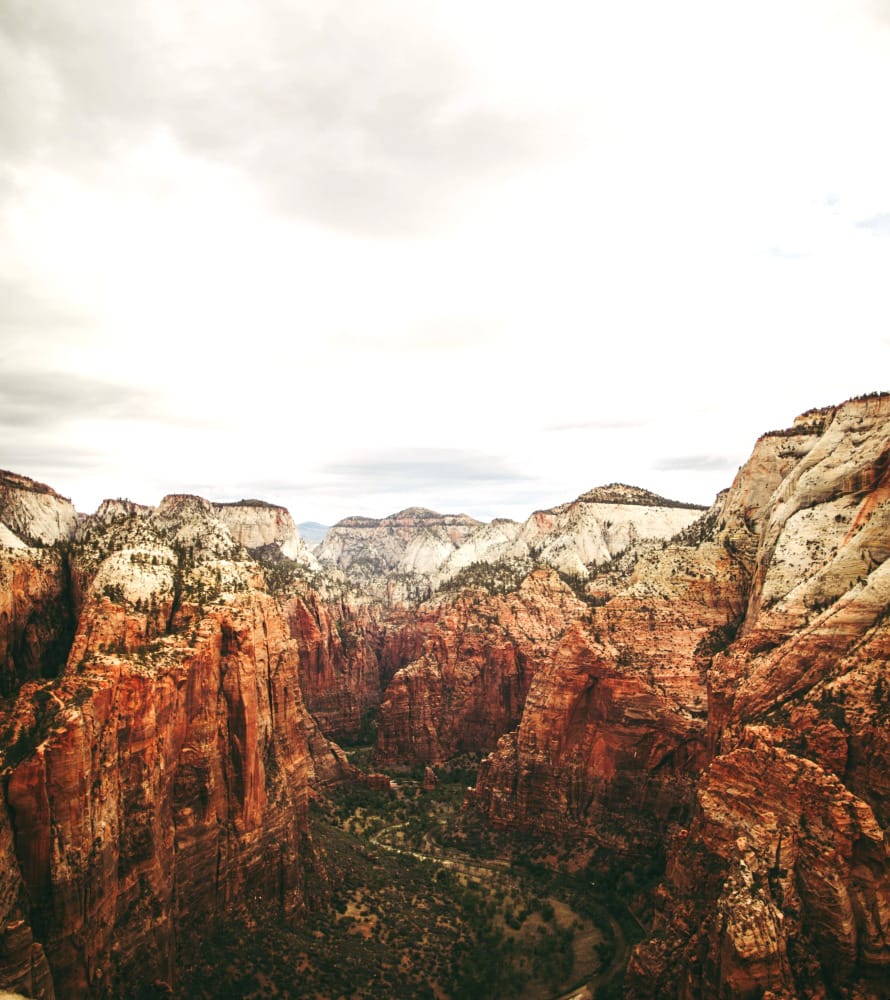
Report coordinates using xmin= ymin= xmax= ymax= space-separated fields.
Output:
xmin=0 ymin=393 xmax=888 ymax=998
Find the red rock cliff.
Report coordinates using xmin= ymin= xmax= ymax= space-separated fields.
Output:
xmin=624 ymin=394 xmax=890 ymax=999
xmin=375 ymin=569 xmax=589 ymax=764
xmin=0 ymin=495 xmax=343 ymax=997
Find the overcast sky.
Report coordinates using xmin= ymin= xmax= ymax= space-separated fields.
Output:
xmin=2 ymin=1 xmax=889 ymax=525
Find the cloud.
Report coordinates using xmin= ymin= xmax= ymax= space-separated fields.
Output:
xmin=0 ymin=277 xmax=94 ymax=332
xmin=0 ymin=441 xmax=107 ymax=473
xmin=544 ymin=418 xmax=647 ymax=432
xmin=766 ymin=245 xmax=807 ymax=260
xmin=653 ymin=454 xmax=737 ymax=472
xmin=324 ymin=448 xmax=532 ymax=497
xmin=0 ymin=371 xmax=173 ymax=430
xmin=0 ymin=1 xmax=570 ymax=236
xmin=856 ymin=212 xmax=890 ymax=236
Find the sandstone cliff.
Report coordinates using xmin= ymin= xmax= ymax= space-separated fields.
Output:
xmin=283 ymin=589 xmax=386 ymax=741
xmin=0 ymin=472 xmax=77 ymax=548
xmin=316 ymin=489 xmax=704 ymax=605
xmin=318 ymin=507 xmax=483 ymax=601
xmin=460 ymin=394 xmax=890 ymax=999
xmin=435 ymin=484 xmax=706 ymax=584
xmin=0 ymin=493 xmax=343 ymax=997
xmin=468 ymin=523 xmax=745 ymax=857
xmin=213 ymin=499 xmax=320 ymax=568
xmin=375 ymin=569 xmax=590 ymax=764
xmin=625 ymin=394 xmax=890 ymax=999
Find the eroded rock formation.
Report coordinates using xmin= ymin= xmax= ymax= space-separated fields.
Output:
xmin=0 ymin=494 xmax=340 ymax=997
xmin=376 ymin=569 xmax=589 ymax=764
xmin=462 ymin=394 xmax=890 ymax=999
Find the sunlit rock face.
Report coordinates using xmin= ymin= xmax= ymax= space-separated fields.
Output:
xmin=0 ymin=472 xmax=78 ymax=548
xmin=316 ymin=490 xmax=705 ymax=603
xmin=1 ymin=393 xmax=888 ymax=1000
xmin=466 ymin=394 xmax=890 ymax=1000
xmin=627 ymin=393 xmax=890 ymax=999
xmin=468 ymin=526 xmax=744 ymax=856
xmin=436 ymin=483 xmax=706 ymax=583
xmin=317 ymin=507 xmax=483 ymax=601
xmin=213 ymin=499 xmax=321 ymax=568
xmin=0 ymin=494 xmax=341 ymax=997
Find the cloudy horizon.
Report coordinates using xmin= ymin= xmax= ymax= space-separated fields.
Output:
xmin=2 ymin=1 xmax=889 ymax=525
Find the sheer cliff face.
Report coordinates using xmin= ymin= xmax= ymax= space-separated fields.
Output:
xmin=626 ymin=396 xmax=890 ymax=999
xmin=0 ymin=472 xmax=77 ymax=548
xmin=436 ymin=484 xmax=706 ymax=583
xmin=468 ymin=534 xmax=745 ymax=855
xmin=375 ymin=570 xmax=589 ymax=764
xmin=469 ymin=396 xmax=890 ymax=999
xmin=316 ymin=491 xmax=705 ymax=598
xmin=0 ymin=474 xmax=77 ymax=699
xmin=283 ymin=590 xmax=386 ymax=740
xmin=0 ymin=496 xmax=331 ymax=997
xmin=318 ymin=507 xmax=482 ymax=598
xmin=213 ymin=500 xmax=321 ymax=568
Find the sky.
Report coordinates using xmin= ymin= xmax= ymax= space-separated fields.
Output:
xmin=2 ymin=0 xmax=889 ymax=525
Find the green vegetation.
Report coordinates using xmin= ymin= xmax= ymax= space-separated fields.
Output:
xmin=176 ymin=757 xmax=616 ymax=999
xmin=438 ymin=558 xmax=532 ymax=596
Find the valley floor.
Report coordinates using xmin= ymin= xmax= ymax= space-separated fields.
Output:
xmin=176 ymin=755 xmax=635 ymax=1000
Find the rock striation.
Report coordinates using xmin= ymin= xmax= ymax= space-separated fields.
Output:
xmin=317 ymin=489 xmax=704 ymax=603
xmin=318 ymin=507 xmax=482 ymax=601
xmin=376 ymin=569 xmax=590 ymax=764
xmin=625 ymin=394 xmax=890 ymax=999
xmin=283 ymin=590 xmax=386 ymax=741
xmin=461 ymin=393 xmax=890 ymax=999
xmin=213 ymin=499 xmax=320 ymax=568
xmin=436 ymin=484 xmax=706 ymax=584
xmin=468 ymin=522 xmax=745 ymax=857
xmin=0 ymin=472 xmax=77 ymax=548
xmin=0 ymin=492 xmax=346 ymax=997
xmin=2 ymin=392 xmax=888 ymax=999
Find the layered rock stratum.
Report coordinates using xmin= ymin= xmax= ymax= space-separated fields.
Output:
xmin=317 ymin=488 xmax=704 ymax=601
xmin=0 ymin=485 xmax=344 ymax=997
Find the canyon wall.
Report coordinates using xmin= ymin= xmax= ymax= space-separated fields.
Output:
xmin=2 ymin=393 xmax=888 ymax=999
xmin=626 ymin=395 xmax=890 ymax=999
xmin=0 ymin=490 xmax=337 ymax=997
xmin=375 ymin=569 xmax=589 ymax=764
xmin=463 ymin=395 xmax=890 ymax=999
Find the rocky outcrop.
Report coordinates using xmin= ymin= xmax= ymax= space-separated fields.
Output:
xmin=376 ymin=570 xmax=589 ymax=764
xmin=469 ymin=530 xmax=744 ymax=856
xmin=318 ymin=507 xmax=482 ymax=600
xmin=320 ymin=507 xmax=482 ymax=574
xmin=0 ymin=801 xmax=54 ymax=998
xmin=469 ymin=394 xmax=890 ymax=999
xmin=213 ymin=499 xmax=320 ymax=568
xmin=623 ymin=394 xmax=890 ymax=998
xmin=2 ymin=392 xmax=887 ymax=1000
xmin=0 ymin=472 xmax=77 ymax=548
xmin=628 ymin=745 xmax=889 ymax=999
xmin=318 ymin=488 xmax=704 ymax=600
xmin=0 ymin=546 xmax=73 ymax=698
xmin=0 ymin=491 xmax=347 ymax=997
xmin=283 ymin=591 xmax=386 ymax=741
xmin=436 ymin=484 xmax=706 ymax=584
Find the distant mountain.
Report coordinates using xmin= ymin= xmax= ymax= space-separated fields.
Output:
xmin=298 ymin=521 xmax=331 ymax=546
